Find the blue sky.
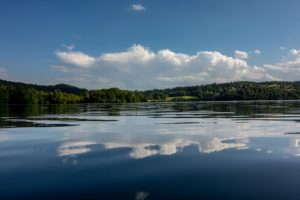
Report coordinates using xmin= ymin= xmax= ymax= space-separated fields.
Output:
xmin=0 ymin=0 xmax=300 ymax=89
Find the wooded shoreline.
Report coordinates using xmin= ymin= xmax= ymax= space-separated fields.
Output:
xmin=1 ymin=79 xmax=300 ymax=104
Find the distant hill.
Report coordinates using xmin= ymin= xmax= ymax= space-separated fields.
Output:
xmin=34 ymin=83 xmax=88 ymax=95
xmin=0 ymin=79 xmax=145 ymax=104
xmin=0 ymin=79 xmax=87 ymax=95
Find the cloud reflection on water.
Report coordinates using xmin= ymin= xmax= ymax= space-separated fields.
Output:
xmin=0 ymin=132 xmax=9 ymax=142
xmin=1 ymin=103 xmax=300 ymax=161
xmin=287 ymin=137 xmax=300 ymax=157
xmin=57 ymin=141 xmax=97 ymax=157
xmin=56 ymin=113 xmax=300 ymax=160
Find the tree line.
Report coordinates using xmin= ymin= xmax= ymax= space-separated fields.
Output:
xmin=144 ymin=81 xmax=300 ymax=101
xmin=0 ymin=79 xmax=146 ymax=104
xmin=1 ymin=79 xmax=300 ymax=104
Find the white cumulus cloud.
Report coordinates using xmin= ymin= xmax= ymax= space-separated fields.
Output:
xmin=54 ymin=44 xmax=285 ymax=89
xmin=234 ymin=50 xmax=249 ymax=59
xmin=55 ymin=51 xmax=96 ymax=68
xmin=263 ymin=49 xmax=300 ymax=81
xmin=131 ymin=4 xmax=146 ymax=11
xmin=101 ymin=44 xmax=154 ymax=63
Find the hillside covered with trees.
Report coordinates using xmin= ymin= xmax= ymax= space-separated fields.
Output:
xmin=1 ymin=79 xmax=300 ymax=104
xmin=144 ymin=81 xmax=300 ymax=101
xmin=0 ymin=79 xmax=146 ymax=104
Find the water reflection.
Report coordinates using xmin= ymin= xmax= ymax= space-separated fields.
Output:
xmin=57 ymin=141 xmax=97 ymax=157
xmin=287 ymin=137 xmax=300 ymax=156
xmin=57 ymin=137 xmax=249 ymax=159
xmin=55 ymin=115 xmax=300 ymax=161
xmin=103 ymin=137 xmax=247 ymax=159
xmin=0 ymin=130 xmax=9 ymax=142
xmin=2 ymin=102 xmax=300 ymax=160
xmin=135 ymin=191 xmax=149 ymax=200
xmin=2 ymin=102 xmax=300 ymax=200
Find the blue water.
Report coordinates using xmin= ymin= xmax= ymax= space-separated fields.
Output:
xmin=1 ymin=102 xmax=300 ymax=199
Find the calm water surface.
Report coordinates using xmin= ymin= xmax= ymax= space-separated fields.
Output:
xmin=1 ymin=101 xmax=300 ymax=200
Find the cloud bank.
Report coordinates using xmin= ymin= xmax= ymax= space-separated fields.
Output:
xmin=263 ymin=49 xmax=300 ymax=80
xmin=53 ymin=44 xmax=300 ymax=89
xmin=234 ymin=50 xmax=249 ymax=59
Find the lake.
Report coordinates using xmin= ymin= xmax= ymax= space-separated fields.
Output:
xmin=1 ymin=101 xmax=300 ymax=200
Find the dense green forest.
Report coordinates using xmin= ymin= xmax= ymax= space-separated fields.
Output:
xmin=144 ymin=81 xmax=300 ymax=101
xmin=0 ymin=79 xmax=145 ymax=104
xmin=1 ymin=79 xmax=300 ymax=104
